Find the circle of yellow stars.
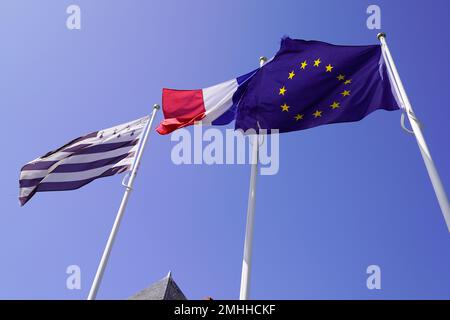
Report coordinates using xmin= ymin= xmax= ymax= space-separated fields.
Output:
xmin=277 ymin=58 xmax=353 ymax=123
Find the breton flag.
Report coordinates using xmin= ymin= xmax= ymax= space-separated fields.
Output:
xmin=156 ymin=70 xmax=257 ymax=134
xmin=19 ymin=116 xmax=149 ymax=206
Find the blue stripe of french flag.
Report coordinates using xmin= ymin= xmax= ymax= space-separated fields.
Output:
xmin=156 ymin=70 xmax=257 ymax=134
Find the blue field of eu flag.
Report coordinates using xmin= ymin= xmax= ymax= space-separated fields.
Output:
xmin=235 ymin=37 xmax=400 ymax=133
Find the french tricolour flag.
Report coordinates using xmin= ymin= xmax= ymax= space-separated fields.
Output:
xmin=156 ymin=70 xmax=257 ymax=134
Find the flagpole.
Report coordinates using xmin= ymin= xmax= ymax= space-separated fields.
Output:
xmin=378 ymin=33 xmax=450 ymax=232
xmin=87 ymin=104 xmax=160 ymax=300
xmin=239 ymin=57 xmax=267 ymax=300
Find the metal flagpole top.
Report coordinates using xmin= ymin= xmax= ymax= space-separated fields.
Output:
xmin=153 ymin=104 xmax=160 ymax=110
xmin=259 ymin=56 xmax=268 ymax=66
xmin=377 ymin=32 xmax=386 ymax=40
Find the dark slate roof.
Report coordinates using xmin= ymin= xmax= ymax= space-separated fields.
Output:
xmin=129 ymin=272 xmax=187 ymax=300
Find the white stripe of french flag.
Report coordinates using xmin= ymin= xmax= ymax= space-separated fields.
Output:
xmin=156 ymin=70 xmax=257 ymax=135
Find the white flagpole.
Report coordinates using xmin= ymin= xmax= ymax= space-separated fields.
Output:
xmin=87 ymin=104 xmax=160 ymax=300
xmin=378 ymin=33 xmax=450 ymax=232
xmin=239 ymin=57 xmax=267 ymax=300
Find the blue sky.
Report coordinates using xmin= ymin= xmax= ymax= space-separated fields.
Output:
xmin=1 ymin=0 xmax=449 ymax=299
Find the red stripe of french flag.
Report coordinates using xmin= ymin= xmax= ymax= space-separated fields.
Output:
xmin=156 ymin=79 xmax=239 ymax=135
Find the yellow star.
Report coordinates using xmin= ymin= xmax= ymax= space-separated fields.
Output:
xmin=294 ymin=114 xmax=304 ymax=121
xmin=281 ymin=103 xmax=290 ymax=112
xmin=288 ymin=71 xmax=295 ymax=80
xmin=325 ymin=64 xmax=334 ymax=72
xmin=300 ymin=60 xmax=308 ymax=70
xmin=341 ymin=90 xmax=351 ymax=97
xmin=313 ymin=110 xmax=323 ymax=118
xmin=279 ymin=86 xmax=287 ymax=95
xmin=330 ymin=101 xmax=340 ymax=109
xmin=313 ymin=58 xmax=321 ymax=67
xmin=344 ymin=79 xmax=352 ymax=85
xmin=337 ymin=74 xmax=345 ymax=81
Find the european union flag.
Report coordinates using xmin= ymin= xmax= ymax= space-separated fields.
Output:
xmin=235 ymin=37 xmax=399 ymax=133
